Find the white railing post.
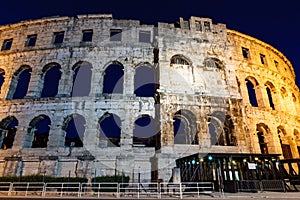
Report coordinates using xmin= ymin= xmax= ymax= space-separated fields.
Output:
xmin=78 ymin=182 xmax=81 ymax=197
xmin=25 ymin=182 xmax=29 ymax=196
xmin=8 ymin=182 xmax=13 ymax=196
xmin=60 ymin=183 xmax=63 ymax=197
xmin=97 ymin=183 xmax=100 ymax=198
xmin=179 ymin=183 xmax=183 ymax=199
xmin=117 ymin=183 xmax=120 ymax=198
xmin=42 ymin=182 xmax=46 ymax=197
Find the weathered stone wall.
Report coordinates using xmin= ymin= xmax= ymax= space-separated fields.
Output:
xmin=0 ymin=14 xmax=299 ymax=182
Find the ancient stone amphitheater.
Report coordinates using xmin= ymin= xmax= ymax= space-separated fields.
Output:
xmin=0 ymin=14 xmax=299 ymax=183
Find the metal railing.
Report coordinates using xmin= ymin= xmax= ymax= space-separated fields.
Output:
xmin=0 ymin=181 xmax=214 ymax=199
xmin=237 ymin=180 xmax=285 ymax=192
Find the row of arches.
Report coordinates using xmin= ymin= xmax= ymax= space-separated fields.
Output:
xmin=245 ymin=76 xmax=297 ymax=111
xmin=173 ymin=110 xmax=236 ymax=146
xmin=0 ymin=113 xmax=159 ymax=149
xmin=0 ymin=61 xmax=156 ymax=100
xmin=256 ymin=123 xmax=300 ymax=159
xmin=170 ymin=54 xmax=224 ymax=69
xmin=0 ymin=54 xmax=226 ymax=100
xmin=0 ymin=109 xmax=237 ymax=149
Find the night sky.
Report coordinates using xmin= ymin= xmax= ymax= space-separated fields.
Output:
xmin=0 ymin=0 xmax=299 ymax=87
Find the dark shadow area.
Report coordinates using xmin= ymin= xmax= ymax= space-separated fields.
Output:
xmin=133 ymin=115 xmax=157 ymax=147
xmin=12 ymin=67 xmax=32 ymax=99
xmin=0 ymin=116 xmax=18 ymax=149
xmin=72 ymin=62 xmax=92 ymax=97
xmin=99 ymin=113 xmax=121 ymax=147
xmin=41 ymin=64 xmax=62 ymax=98
xmin=134 ymin=66 xmax=155 ymax=97
xmin=103 ymin=63 xmax=124 ymax=94
xmin=64 ymin=115 xmax=85 ymax=147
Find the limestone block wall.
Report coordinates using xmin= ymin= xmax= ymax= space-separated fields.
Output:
xmin=227 ymin=30 xmax=300 ymax=159
xmin=0 ymin=14 xmax=298 ymax=182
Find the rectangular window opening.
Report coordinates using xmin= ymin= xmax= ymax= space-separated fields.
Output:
xmin=204 ymin=21 xmax=211 ymax=32
xmin=53 ymin=31 xmax=65 ymax=44
xmin=139 ymin=31 xmax=151 ymax=43
xmin=1 ymin=39 xmax=13 ymax=51
xmin=195 ymin=21 xmax=202 ymax=31
xmin=274 ymin=60 xmax=279 ymax=68
xmin=182 ymin=21 xmax=190 ymax=29
xmin=110 ymin=29 xmax=122 ymax=41
xmin=25 ymin=34 xmax=37 ymax=47
xmin=260 ymin=54 xmax=266 ymax=65
xmin=82 ymin=29 xmax=93 ymax=42
xmin=242 ymin=47 xmax=250 ymax=59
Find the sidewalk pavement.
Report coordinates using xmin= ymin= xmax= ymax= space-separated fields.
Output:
xmin=211 ymin=191 xmax=300 ymax=199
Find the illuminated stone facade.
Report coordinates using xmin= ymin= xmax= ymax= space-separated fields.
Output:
xmin=0 ymin=15 xmax=299 ymax=182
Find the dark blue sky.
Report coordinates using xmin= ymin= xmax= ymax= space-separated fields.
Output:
xmin=1 ymin=0 xmax=299 ymax=86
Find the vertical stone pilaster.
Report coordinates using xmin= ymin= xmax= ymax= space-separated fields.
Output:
xmin=26 ymin=70 xmax=42 ymax=98
xmin=11 ymin=123 xmax=27 ymax=150
xmin=120 ymin=110 xmax=134 ymax=150
xmin=83 ymin=113 xmax=98 ymax=150
xmin=90 ymin=68 xmax=103 ymax=96
xmin=239 ymin=80 xmax=250 ymax=105
xmin=48 ymin=114 xmax=66 ymax=148
xmin=5 ymin=75 xmax=18 ymax=100
xmin=159 ymin=107 xmax=174 ymax=147
xmin=57 ymin=68 xmax=73 ymax=97
xmin=255 ymin=85 xmax=267 ymax=108
xmin=0 ymin=72 xmax=13 ymax=99
xmin=124 ymin=66 xmax=134 ymax=96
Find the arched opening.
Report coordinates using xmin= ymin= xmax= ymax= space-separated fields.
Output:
xmin=71 ymin=62 xmax=92 ymax=97
xmin=27 ymin=115 xmax=51 ymax=148
xmin=265 ymin=82 xmax=275 ymax=110
xmin=0 ymin=69 xmax=5 ymax=93
xmin=173 ymin=110 xmax=198 ymax=145
xmin=256 ymin=124 xmax=270 ymax=154
xmin=133 ymin=115 xmax=157 ymax=147
xmin=170 ymin=55 xmax=191 ymax=66
xmin=245 ymin=77 xmax=258 ymax=107
xmin=103 ymin=62 xmax=124 ymax=94
xmin=99 ymin=113 xmax=121 ymax=147
xmin=10 ymin=65 xmax=32 ymax=99
xmin=41 ymin=63 xmax=62 ymax=98
xmin=134 ymin=65 xmax=156 ymax=97
xmin=278 ymin=126 xmax=292 ymax=159
xmin=223 ymin=115 xmax=237 ymax=146
xmin=208 ymin=112 xmax=226 ymax=146
xmin=64 ymin=114 xmax=85 ymax=147
xmin=0 ymin=116 xmax=18 ymax=149
xmin=203 ymin=57 xmax=223 ymax=69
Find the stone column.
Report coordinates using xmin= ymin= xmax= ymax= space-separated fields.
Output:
xmin=11 ymin=120 xmax=29 ymax=150
xmin=255 ymin=85 xmax=267 ymax=108
xmin=198 ymin=115 xmax=210 ymax=148
xmin=0 ymin=72 xmax=13 ymax=99
xmin=57 ymin=67 xmax=73 ymax=97
xmin=26 ymin=70 xmax=42 ymax=98
xmin=47 ymin=114 xmax=66 ymax=148
xmin=83 ymin=112 xmax=98 ymax=151
xmin=267 ymin=125 xmax=282 ymax=155
xmin=90 ymin=68 xmax=103 ymax=97
xmin=123 ymin=66 xmax=135 ymax=96
xmin=248 ymin=123 xmax=261 ymax=154
xmin=160 ymin=109 xmax=174 ymax=147
xmin=5 ymin=74 xmax=18 ymax=100
xmin=120 ymin=111 xmax=134 ymax=150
